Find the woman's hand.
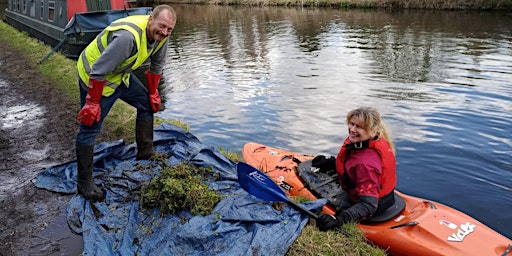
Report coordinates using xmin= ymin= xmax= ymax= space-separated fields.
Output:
xmin=311 ymin=155 xmax=336 ymax=173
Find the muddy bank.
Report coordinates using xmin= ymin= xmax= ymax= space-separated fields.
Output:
xmin=0 ymin=37 xmax=114 ymax=255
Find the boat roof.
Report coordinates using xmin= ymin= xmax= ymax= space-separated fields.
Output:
xmin=63 ymin=7 xmax=152 ymax=36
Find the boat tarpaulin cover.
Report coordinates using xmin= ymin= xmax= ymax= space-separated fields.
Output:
xmin=63 ymin=7 xmax=153 ymax=36
xmin=33 ymin=123 xmax=326 ymax=255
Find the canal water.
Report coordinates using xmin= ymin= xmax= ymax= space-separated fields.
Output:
xmin=160 ymin=5 xmax=512 ymax=238
xmin=1 ymin=2 xmax=510 ymax=241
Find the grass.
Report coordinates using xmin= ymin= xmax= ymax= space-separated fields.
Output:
xmin=287 ymin=223 xmax=387 ymax=256
xmin=0 ymin=19 xmax=387 ymax=255
xmin=218 ymin=147 xmax=244 ymax=162
xmin=140 ymin=160 xmax=223 ymax=216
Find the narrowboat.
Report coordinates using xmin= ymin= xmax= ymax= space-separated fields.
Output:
xmin=4 ymin=0 xmax=152 ymax=59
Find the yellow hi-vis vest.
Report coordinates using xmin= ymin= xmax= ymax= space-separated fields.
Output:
xmin=77 ymin=15 xmax=167 ymax=96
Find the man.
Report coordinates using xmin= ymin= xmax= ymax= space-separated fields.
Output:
xmin=75 ymin=5 xmax=177 ymax=200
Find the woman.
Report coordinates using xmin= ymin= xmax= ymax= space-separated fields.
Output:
xmin=313 ymin=107 xmax=397 ymax=231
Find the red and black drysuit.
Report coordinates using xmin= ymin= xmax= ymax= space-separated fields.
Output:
xmin=332 ymin=137 xmax=397 ymax=222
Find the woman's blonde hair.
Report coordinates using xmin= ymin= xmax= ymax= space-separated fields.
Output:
xmin=346 ymin=107 xmax=396 ymax=154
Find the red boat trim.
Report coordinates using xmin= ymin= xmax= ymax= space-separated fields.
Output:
xmin=111 ymin=0 xmax=131 ymax=10
xmin=67 ymin=1 xmax=87 ymax=21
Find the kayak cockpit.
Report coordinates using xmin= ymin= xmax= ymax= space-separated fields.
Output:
xmin=297 ymin=159 xmax=406 ymax=223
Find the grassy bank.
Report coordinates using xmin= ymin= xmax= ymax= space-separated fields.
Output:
xmin=0 ymin=21 xmax=140 ymax=142
xmin=150 ymin=0 xmax=512 ymax=10
xmin=0 ymin=20 xmax=190 ymax=143
xmin=0 ymin=20 xmax=387 ymax=256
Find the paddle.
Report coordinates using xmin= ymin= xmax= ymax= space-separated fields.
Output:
xmin=236 ymin=161 xmax=319 ymax=219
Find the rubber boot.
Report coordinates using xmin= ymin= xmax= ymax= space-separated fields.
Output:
xmin=136 ymin=119 xmax=167 ymax=160
xmin=76 ymin=144 xmax=105 ymax=201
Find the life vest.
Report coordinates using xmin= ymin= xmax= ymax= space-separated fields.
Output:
xmin=77 ymin=15 xmax=167 ymax=96
xmin=335 ymin=137 xmax=396 ymax=198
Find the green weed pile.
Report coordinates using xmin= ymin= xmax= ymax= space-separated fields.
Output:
xmin=140 ymin=161 xmax=222 ymax=216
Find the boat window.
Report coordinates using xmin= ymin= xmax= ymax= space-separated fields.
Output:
xmin=48 ymin=0 xmax=55 ymax=22
xmin=21 ymin=0 xmax=26 ymax=14
xmin=29 ymin=0 xmax=35 ymax=17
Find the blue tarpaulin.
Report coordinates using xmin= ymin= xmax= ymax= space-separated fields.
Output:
xmin=33 ymin=123 xmax=326 ymax=255
xmin=63 ymin=8 xmax=153 ymax=36
xmin=39 ymin=7 xmax=153 ymax=63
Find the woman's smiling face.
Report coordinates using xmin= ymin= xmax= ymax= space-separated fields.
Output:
xmin=347 ymin=116 xmax=374 ymax=143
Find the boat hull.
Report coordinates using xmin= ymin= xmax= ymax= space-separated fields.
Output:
xmin=242 ymin=142 xmax=511 ymax=256
xmin=4 ymin=9 xmax=93 ymax=59
xmin=4 ymin=6 xmax=153 ymax=60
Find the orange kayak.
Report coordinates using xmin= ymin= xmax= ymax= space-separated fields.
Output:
xmin=242 ymin=142 xmax=511 ymax=256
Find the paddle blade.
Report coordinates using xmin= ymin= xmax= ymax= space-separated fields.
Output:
xmin=237 ymin=162 xmax=289 ymax=203
xmin=237 ymin=162 xmax=320 ymax=219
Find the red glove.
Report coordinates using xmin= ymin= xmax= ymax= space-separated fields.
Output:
xmin=145 ymin=70 xmax=162 ymax=113
xmin=77 ymin=79 xmax=104 ymax=126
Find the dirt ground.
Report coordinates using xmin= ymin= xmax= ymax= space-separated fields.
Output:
xmin=0 ymin=42 xmax=115 ymax=255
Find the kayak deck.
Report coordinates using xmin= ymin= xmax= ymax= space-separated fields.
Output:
xmin=242 ymin=142 xmax=511 ymax=256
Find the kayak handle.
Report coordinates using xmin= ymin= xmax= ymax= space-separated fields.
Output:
xmin=501 ymin=244 xmax=512 ymax=256
xmin=390 ymin=221 xmax=419 ymax=229
xmin=423 ymin=201 xmax=436 ymax=209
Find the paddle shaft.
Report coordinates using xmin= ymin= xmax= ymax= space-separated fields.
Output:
xmin=287 ymin=199 xmax=319 ymax=219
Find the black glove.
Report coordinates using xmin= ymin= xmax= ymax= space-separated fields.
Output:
xmin=316 ymin=211 xmax=351 ymax=232
xmin=311 ymin=155 xmax=335 ymax=173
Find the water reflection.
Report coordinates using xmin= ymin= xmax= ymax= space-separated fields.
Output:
xmin=162 ymin=5 xmax=511 ymax=238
